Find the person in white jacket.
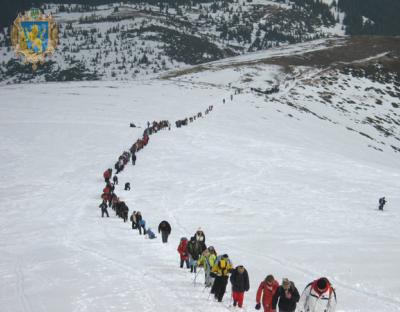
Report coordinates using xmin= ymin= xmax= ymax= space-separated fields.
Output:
xmin=297 ymin=277 xmax=336 ymax=312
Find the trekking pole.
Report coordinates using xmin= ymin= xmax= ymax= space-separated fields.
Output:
xmin=193 ymin=267 xmax=203 ymax=286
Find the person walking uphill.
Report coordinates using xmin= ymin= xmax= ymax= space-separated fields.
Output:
xmin=194 ymin=227 xmax=206 ymax=244
xmin=272 ymin=278 xmax=299 ymax=312
xmin=256 ymin=275 xmax=279 ymax=312
xmin=298 ymin=277 xmax=336 ymax=312
xmin=158 ymin=220 xmax=171 ymax=243
xmin=131 ymin=152 xmax=136 ymax=165
xmin=230 ymin=265 xmax=250 ymax=308
xmin=187 ymin=236 xmax=206 ymax=273
xmin=378 ymin=197 xmax=386 ymax=210
xmin=177 ymin=237 xmax=190 ymax=269
xmin=197 ymin=248 xmax=217 ymax=287
xmin=103 ymin=168 xmax=112 ymax=183
xmin=99 ymin=200 xmax=109 ymax=218
xmin=135 ymin=211 xmax=146 ymax=235
xmin=210 ymin=254 xmax=233 ymax=302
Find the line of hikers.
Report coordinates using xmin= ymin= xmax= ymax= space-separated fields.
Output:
xmin=99 ymin=105 xmax=218 ymax=222
xmin=96 ymin=100 xmax=337 ymax=312
xmin=98 ymin=107 xmax=215 ymax=238
xmin=175 ymin=106 xmax=214 ymax=128
xmin=177 ymin=228 xmax=337 ymax=311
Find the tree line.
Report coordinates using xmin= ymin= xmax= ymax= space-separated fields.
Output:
xmin=338 ymin=0 xmax=400 ymax=35
xmin=2 ymin=0 xmax=400 ymax=35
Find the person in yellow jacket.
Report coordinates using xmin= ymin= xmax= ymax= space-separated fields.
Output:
xmin=210 ymin=254 xmax=233 ymax=302
xmin=197 ymin=248 xmax=217 ymax=287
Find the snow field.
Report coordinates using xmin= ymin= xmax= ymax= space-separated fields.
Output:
xmin=0 ymin=78 xmax=400 ymax=312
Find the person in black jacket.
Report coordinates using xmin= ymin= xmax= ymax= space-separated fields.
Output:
xmin=158 ymin=220 xmax=171 ymax=243
xmin=187 ymin=236 xmax=206 ymax=273
xmin=272 ymin=278 xmax=300 ymax=312
xmin=378 ymin=197 xmax=386 ymax=210
xmin=131 ymin=152 xmax=136 ymax=165
xmin=99 ymin=200 xmax=109 ymax=218
xmin=230 ymin=265 xmax=250 ymax=308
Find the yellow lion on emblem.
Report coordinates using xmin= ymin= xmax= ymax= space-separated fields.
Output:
xmin=28 ymin=24 xmax=43 ymax=53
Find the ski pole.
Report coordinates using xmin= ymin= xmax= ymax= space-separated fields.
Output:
xmin=193 ymin=267 xmax=203 ymax=286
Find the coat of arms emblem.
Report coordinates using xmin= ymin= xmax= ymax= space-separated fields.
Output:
xmin=11 ymin=8 xmax=58 ymax=70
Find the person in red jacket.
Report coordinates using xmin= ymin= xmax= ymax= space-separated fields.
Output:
xmin=143 ymin=133 xmax=149 ymax=146
xmin=177 ymin=237 xmax=189 ymax=269
xmin=256 ymin=274 xmax=279 ymax=312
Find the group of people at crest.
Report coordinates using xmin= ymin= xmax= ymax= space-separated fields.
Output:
xmin=178 ymin=228 xmax=336 ymax=312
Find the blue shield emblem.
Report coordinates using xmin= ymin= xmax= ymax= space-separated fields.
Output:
xmin=20 ymin=21 xmax=49 ymax=54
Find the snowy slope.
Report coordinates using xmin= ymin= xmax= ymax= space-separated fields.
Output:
xmin=0 ymin=74 xmax=400 ymax=312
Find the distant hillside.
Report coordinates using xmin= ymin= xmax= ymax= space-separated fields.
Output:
xmin=166 ymin=36 xmax=400 ymax=154
xmin=0 ymin=0 xmax=342 ymax=84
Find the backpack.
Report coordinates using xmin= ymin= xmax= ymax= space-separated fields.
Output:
xmin=215 ymin=255 xmax=232 ymax=269
xmin=179 ymin=238 xmax=188 ymax=250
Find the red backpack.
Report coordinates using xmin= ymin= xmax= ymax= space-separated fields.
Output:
xmin=178 ymin=238 xmax=188 ymax=256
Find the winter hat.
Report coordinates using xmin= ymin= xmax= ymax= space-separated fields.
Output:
xmin=197 ymin=227 xmax=203 ymax=233
xmin=316 ymin=278 xmax=328 ymax=290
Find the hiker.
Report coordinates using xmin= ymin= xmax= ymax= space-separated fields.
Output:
xmin=272 ymin=278 xmax=300 ymax=312
xmin=210 ymin=254 xmax=233 ymax=302
xmin=378 ymin=197 xmax=386 ymax=210
xmin=122 ymin=202 xmax=129 ymax=222
xmin=146 ymin=228 xmax=156 ymax=239
xmin=177 ymin=237 xmax=190 ymax=269
xmin=197 ymin=248 xmax=216 ymax=287
xmin=116 ymin=159 xmax=124 ymax=174
xmin=111 ymin=195 xmax=119 ymax=211
xmin=116 ymin=200 xmax=127 ymax=219
xmin=230 ymin=265 xmax=250 ymax=308
xmin=158 ymin=220 xmax=171 ymax=243
xmin=130 ymin=211 xmax=137 ymax=229
xmin=125 ymin=182 xmax=130 ymax=191
xmin=103 ymin=168 xmax=112 ymax=183
xmin=255 ymin=275 xmax=279 ymax=312
xmin=99 ymin=200 xmax=109 ymax=218
xmin=113 ymin=175 xmax=118 ymax=185
xmin=135 ymin=212 xmax=146 ymax=235
xmin=131 ymin=152 xmax=136 ymax=165
xmin=298 ymin=277 xmax=336 ymax=312
xmin=187 ymin=236 xmax=206 ymax=273
xmin=208 ymin=245 xmax=217 ymax=256
xmin=194 ymin=227 xmax=206 ymax=244
xmin=143 ymin=133 xmax=149 ymax=145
